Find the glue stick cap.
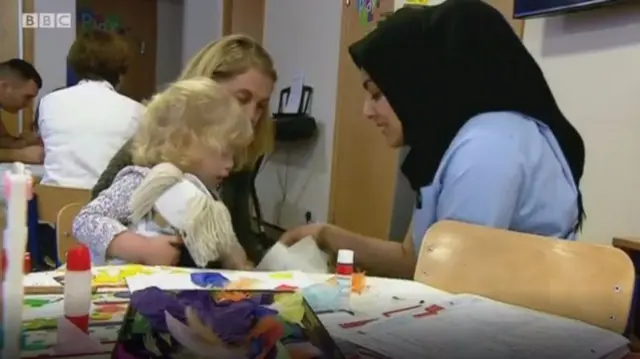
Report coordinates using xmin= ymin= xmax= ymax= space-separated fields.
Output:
xmin=337 ymin=249 xmax=354 ymax=265
xmin=66 ymin=245 xmax=91 ymax=271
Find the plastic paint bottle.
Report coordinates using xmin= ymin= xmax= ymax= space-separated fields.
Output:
xmin=23 ymin=253 xmax=31 ymax=274
xmin=63 ymin=245 xmax=92 ymax=333
xmin=335 ymin=249 xmax=354 ymax=309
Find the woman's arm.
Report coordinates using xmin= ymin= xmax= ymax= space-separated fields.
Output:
xmin=91 ymin=140 xmax=134 ymax=198
xmin=318 ymin=224 xmax=417 ymax=279
xmin=73 ymin=167 xmax=148 ymax=264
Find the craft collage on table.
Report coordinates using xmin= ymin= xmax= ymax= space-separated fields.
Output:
xmin=18 ymin=265 xmax=376 ymax=359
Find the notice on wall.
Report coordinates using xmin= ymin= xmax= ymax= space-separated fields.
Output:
xmin=357 ymin=0 xmax=380 ymax=26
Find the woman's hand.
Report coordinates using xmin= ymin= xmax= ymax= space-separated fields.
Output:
xmin=279 ymin=223 xmax=325 ymax=247
xmin=141 ymin=235 xmax=183 ymax=266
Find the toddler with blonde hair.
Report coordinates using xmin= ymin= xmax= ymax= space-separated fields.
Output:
xmin=72 ymin=77 xmax=253 ymax=268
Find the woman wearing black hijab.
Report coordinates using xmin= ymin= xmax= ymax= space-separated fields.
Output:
xmin=280 ymin=0 xmax=585 ymax=278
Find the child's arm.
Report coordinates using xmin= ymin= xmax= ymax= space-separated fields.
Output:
xmin=72 ymin=167 xmax=149 ymax=264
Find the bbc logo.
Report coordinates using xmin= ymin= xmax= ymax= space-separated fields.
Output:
xmin=22 ymin=13 xmax=72 ymax=29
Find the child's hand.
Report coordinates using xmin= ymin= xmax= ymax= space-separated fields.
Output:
xmin=222 ymin=243 xmax=253 ymax=270
xmin=142 ymin=235 xmax=183 ymax=266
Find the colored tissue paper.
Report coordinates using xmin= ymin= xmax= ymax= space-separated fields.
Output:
xmin=166 ymin=310 xmax=244 ymax=358
xmin=301 ymin=283 xmax=342 ymax=312
xmin=271 ymin=293 xmax=306 ymax=324
xmin=53 ymin=316 xmax=104 ymax=355
xmin=224 ymin=277 xmax=261 ymax=290
xmin=130 ymin=287 xmax=186 ymax=331
xmin=118 ymin=289 xmax=341 ymax=359
xmin=249 ymin=316 xmax=285 ymax=359
xmin=327 ymin=272 xmax=367 ymax=294
xmin=182 ymin=292 xmax=277 ymax=343
xmin=257 ymin=237 xmax=329 ymax=273
xmin=191 ymin=272 xmax=230 ymax=288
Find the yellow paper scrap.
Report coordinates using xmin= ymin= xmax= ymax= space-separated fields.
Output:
xmin=93 ymin=265 xmax=154 ymax=285
xmin=273 ymin=293 xmax=305 ymax=324
xmin=267 ymin=272 xmax=294 ymax=280
xmin=326 ymin=272 xmax=367 ymax=294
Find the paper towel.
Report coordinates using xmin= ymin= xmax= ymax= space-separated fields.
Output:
xmin=257 ymin=236 xmax=329 ymax=273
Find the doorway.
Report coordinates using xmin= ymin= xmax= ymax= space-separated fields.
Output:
xmin=76 ymin=0 xmax=157 ymax=102
xmin=329 ymin=0 xmax=399 ymax=240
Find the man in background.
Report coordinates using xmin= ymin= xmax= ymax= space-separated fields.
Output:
xmin=0 ymin=58 xmax=44 ymax=163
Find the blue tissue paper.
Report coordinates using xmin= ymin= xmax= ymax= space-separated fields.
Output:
xmin=190 ymin=272 xmax=229 ymax=288
xmin=301 ymin=283 xmax=342 ymax=312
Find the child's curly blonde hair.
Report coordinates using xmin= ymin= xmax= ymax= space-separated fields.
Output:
xmin=131 ymin=77 xmax=253 ymax=171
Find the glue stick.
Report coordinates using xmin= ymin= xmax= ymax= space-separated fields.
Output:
xmin=64 ymin=245 xmax=92 ymax=333
xmin=335 ymin=249 xmax=354 ymax=309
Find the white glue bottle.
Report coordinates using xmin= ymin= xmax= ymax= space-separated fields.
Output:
xmin=335 ymin=249 xmax=354 ymax=310
xmin=63 ymin=245 xmax=92 ymax=333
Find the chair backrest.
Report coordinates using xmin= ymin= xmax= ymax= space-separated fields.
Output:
xmin=34 ymin=184 xmax=91 ymax=223
xmin=55 ymin=202 xmax=83 ymax=264
xmin=414 ymin=220 xmax=634 ymax=333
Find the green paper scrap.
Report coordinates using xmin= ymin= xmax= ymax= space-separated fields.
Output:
xmin=273 ymin=293 xmax=305 ymax=324
xmin=131 ymin=313 xmax=151 ymax=334
xmin=23 ymin=298 xmax=51 ymax=308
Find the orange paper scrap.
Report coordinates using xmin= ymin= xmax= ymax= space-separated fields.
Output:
xmin=326 ymin=272 xmax=367 ymax=294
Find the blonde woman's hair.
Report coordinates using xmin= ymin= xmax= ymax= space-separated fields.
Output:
xmin=179 ymin=34 xmax=277 ymax=170
xmin=131 ymin=77 xmax=252 ymax=171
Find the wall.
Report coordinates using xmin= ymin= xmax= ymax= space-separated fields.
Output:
xmin=181 ymin=0 xmax=223 ymax=66
xmin=523 ymin=2 xmax=640 ymax=243
xmin=33 ymin=0 xmax=76 ymax=97
xmin=156 ymin=0 xmax=184 ymax=90
xmin=257 ymin=0 xmax=342 ymax=228
xmin=32 ymin=0 xmax=221 ymax=98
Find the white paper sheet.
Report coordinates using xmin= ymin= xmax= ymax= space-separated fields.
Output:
xmin=23 ymin=272 xmax=62 ymax=287
xmin=257 ymin=237 xmax=329 ymax=273
xmin=345 ymin=294 xmax=629 ymax=359
xmin=283 ymin=71 xmax=305 ymax=114
xmin=125 ymin=270 xmax=316 ymax=292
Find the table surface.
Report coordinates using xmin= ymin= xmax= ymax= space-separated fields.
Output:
xmin=16 ymin=266 xmax=635 ymax=359
xmin=18 ymin=266 xmax=450 ymax=358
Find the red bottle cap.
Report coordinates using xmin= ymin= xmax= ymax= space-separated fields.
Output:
xmin=24 ymin=253 xmax=31 ymax=273
xmin=66 ymin=245 xmax=91 ymax=271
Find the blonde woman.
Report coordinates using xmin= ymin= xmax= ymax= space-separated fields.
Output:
xmin=72 ymin=77 xmax=253 ymax=267
xmin=91 ymin=35 xmax=277 ymax=263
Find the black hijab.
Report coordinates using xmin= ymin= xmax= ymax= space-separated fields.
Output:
xmin=348 ymin=0 xmax=586 ymax=228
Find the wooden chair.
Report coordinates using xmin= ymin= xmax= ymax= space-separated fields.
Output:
xmin=34 ymin=184 xmax=91 ymax=224
xmin=415 ymin=220 xmax=635 ymax=333
xmin=32 ymin=184 xmax=90 ymax=265
xmin=55 ymin=203 xmax=83 ymax=264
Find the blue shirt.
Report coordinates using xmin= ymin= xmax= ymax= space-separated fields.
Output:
xmin=412 ymin=111 xmax=579 ymax=252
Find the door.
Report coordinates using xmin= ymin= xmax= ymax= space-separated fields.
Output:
xmin=222 ymin=0 xmax=266 ymax=43
xmin=76 ymin=0 xmax=157 ymax=102
xmin=0 ymin=0 xmax=35 ymax=135
xmin=329 ymin=0 xmax=399 ymax=240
